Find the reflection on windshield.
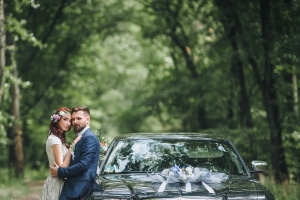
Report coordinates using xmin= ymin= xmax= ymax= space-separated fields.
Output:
xmin=103 ymin=139 xmax=246 ymax=175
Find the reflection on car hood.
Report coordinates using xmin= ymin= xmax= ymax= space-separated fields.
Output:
xmin=93 ymin=174 xmax=266 ymax=199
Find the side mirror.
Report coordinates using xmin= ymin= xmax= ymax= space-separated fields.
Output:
xmin=250 ymin=160 xmax=267 ymax=174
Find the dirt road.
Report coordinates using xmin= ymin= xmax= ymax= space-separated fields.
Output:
xmin=17 ymin=180 xmax=44 ymax=200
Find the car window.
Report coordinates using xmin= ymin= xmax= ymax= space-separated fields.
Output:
xmin=103 ymin=139 xmax=246 ymax=175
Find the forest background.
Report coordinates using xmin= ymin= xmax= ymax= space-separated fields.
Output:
xmin=0 ymin=0 xmax=300 ymax=199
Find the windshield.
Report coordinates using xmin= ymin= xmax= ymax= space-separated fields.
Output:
xmin=102 ymin=138 xmax=247 ymax=175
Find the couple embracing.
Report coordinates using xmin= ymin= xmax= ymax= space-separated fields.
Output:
xmin=40 ymin=106 xmax=101 ymax=200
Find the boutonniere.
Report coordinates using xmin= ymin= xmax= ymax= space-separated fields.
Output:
xmin=70 ymin=144 xmax=76 ymax=160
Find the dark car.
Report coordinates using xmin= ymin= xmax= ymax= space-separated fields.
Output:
xmin=89 ymin=133 xmax=274 ymax=200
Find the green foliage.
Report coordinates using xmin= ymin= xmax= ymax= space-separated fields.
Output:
xmin=0 ymin=167 xmax=48 ymax=199
xmin=95 ymin=129 xmax=110 ymax=160
xmin=262 ymin=178 xmax=300 ymax=200
xmin=0 ymin=182 xmax=27 ymax=200
xmin=284 ymin=130 xmax=300 ymax=181
xmin=3 ymin=0 xmax=300 ymax=183
xmin=5 ymin=15 xmax=43 ymax=48
xmin=200 ymin=128 xmax=271 ymax=166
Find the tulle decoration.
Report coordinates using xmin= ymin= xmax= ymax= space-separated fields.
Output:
xmin=151 ymin=165 xmax=228 ymax=193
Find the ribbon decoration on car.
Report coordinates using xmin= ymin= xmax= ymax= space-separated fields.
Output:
xmin=157 ymin=180 xmax=215 ymax=194
xmin=152 ymin=165 xmax=227 ymax=193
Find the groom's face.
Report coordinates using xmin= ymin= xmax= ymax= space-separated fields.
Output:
xmin=71 ymin=110 xmax=90 ymax=133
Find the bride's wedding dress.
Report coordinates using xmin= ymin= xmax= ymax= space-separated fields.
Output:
xmin=39 ymin=134 xmax=68 ymax=200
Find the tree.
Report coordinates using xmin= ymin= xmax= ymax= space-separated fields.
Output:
xmin=0 ymin=0 xmax=4 ymax=104
xmin=140 ymin=0 xmax=215 ymax=130
xmin=3 ymin=0 xmax=42 ymax=177
xmin=258 ymin=0 xmax=288 ymax=183
xmin=8 ymin=49 xmax=24 ymax=178
xmin=214 ymin=0 xmax=291 ymax=182
xmin=2 ymin=0 xmax=299 ymax=182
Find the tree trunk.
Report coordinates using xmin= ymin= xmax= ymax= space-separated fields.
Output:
xmin=215 ymin=0 xmax=255 ymax=161
xmin=215 ymin=0 xmax=253 ymax=129
xmin=215 ymin=0 xmax=289 ymax=182
xmin=292 ymin=66 xmax=298 ymax=116
xmin=0 ymin=0 xmax=5 ymax=104
xmin=228 ymin=29 xmax=253 ymax=129
xmin=259 ymin=0 xmax=288 ymax=183
xmin=9 ymin=49 xmax=24 ymax=178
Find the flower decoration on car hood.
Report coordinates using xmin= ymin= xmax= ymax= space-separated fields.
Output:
xmin=152 ymin=164 xmax=228 ymax=193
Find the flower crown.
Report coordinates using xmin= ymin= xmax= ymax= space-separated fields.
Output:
xmin=50 ymin=111 xmax=70 ymax=123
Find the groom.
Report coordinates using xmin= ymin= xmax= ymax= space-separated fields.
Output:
xmin=50 ymin=106 xmax=100 ymax=200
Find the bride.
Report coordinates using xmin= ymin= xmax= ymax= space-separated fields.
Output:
xmin=39 ymin=107 xmax=81 ymax=200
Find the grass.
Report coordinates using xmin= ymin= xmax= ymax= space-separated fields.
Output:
xmin=0 ymin=182 xmax=27 ymax=200
xmin=0 ymin=167 xmax=48 ymax=200
xmin=261 ymin=177 xmax=300 ymax=200
xmin=0 ymin=168 xmax=299 ymax=199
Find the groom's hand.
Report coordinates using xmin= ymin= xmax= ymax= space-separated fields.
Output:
xmin=50 ymin=162 xmax=59 ymax=177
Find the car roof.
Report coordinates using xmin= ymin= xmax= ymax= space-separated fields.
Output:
xmin=113 ymin=132 xmax=230 ymax=142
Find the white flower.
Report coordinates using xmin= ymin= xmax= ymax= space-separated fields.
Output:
xmin=161 ymin=169 xmax=170 ymax=176
xmin=185 ymin=166 xmax=194 ymax=175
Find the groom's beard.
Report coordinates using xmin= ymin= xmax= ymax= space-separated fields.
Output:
xmin=73 ymin=124 xmax=85 ymax=133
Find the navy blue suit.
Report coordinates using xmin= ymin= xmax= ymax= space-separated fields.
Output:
xmin=58 ymin=128 xmax=100 ymax=200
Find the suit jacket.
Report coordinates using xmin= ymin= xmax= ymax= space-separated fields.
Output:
xmin=58 ymin=128 xmax=100 ymax=200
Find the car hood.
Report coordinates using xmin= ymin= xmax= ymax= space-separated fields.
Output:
xmin=93 ymin=174 xmax=268 ymax=199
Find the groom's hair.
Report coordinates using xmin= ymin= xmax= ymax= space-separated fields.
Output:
xmin=71 ymin=106 xmax=90 ymax=117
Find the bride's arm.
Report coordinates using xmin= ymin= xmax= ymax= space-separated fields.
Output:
xmin=52 ymin=144 xmax=66 ymax=167
xmin=52 ymin=145 xmax=73 ymax=167
xmin=61 ymin=148 xmax=72 ymax=167
xmin=52 ymin=136 xmax=82 ymax=167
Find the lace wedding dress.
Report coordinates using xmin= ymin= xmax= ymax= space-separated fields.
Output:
xmin=39 ymin=134 xmax=68 ymax=200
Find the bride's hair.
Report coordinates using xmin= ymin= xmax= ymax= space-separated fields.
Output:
xmin=48 ymin=106 xmax=71 ymax=146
